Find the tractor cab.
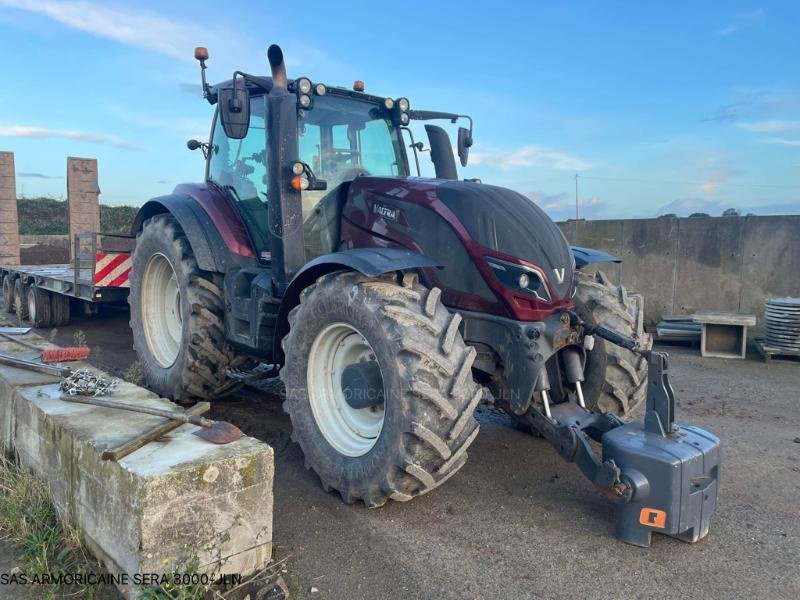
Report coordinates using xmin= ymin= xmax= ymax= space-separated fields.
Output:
xmin=197 ymin=45 xmax=473 ymax=279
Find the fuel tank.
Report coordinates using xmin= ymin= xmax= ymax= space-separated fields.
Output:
xmin=340 ymin=176 xmax=575 ymax=320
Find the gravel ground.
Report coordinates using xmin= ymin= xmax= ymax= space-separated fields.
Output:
xmin=42 ymin=313 xmax=800 ymax=599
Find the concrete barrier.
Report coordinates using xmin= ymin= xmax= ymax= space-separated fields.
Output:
xmin=0 ymin=334 xmax=273 ymax=598
xmin=559 ymin=215 xmax=800 ymax=333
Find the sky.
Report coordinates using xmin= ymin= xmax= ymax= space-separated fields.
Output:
xmin=0 ymin=0 xmax=799 ymax=220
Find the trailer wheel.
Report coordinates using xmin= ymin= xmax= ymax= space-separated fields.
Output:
xmin=27 ymin=285 xmax=52 ymax=328
xmin=2 ymin=275 xmax=14 ymax=313
xmin=129 ymin=214 xmax=244 ymax=400
xmin=13 ymin=279 xmax=28 ymax=320
xmin=281 ymin=271 xmax=481 ymax=507
xmin=50 ymin=294 xmax=70 ymax=327
xmin=573 ymin=270 xmax=652 ymax=416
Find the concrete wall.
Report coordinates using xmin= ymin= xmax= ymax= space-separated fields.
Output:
xmin=559 ymin=215 xmax=800 ymax=331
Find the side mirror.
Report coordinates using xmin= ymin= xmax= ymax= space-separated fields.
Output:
xmin=218 ymin=87 xmax=250 ymax=139
xmin=457 ymin=126 xmax=473 ymax=167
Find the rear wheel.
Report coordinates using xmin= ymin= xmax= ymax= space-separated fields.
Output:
xmin=573 ymin=270 xmax=652 ymax=416
xmin=280 ymin=271 xmax=482 ymax=507
xmin=27 ymin=285 xmax=52 ymax=328
xmin=2 ymin=275 xmax=15 ymax=313
xmin=49 ymin=293 xmax=70 ymax=327
xmin=129 ymin=214 xmax=244 ymax=400
xmin=13 ymin=279 xmax=28 ymax=320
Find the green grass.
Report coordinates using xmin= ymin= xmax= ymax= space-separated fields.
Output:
xmin=0 ymin=453 xmax=281 ymax=599
xmin=0 ymin=452 xmax=112 ymax=599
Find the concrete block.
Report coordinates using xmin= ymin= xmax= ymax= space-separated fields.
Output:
xmin=0 ymin=336 xmax=273 ymax=598
xmin=0 ymin=150 xmax=20 ymax=265
xmin=67 ymin=157 xmax=101 ymax=250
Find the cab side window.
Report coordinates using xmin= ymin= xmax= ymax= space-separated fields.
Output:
xmin=208 ymin=95 xmax=270 ymax=258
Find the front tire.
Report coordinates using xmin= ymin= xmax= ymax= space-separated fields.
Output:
xmin=129 ymin=214 xmax=244 ymax=400
xmin=573 ymin=270 xmax=652 ymax=416
xmin=280 ymin=271 xmax=482 ymax=507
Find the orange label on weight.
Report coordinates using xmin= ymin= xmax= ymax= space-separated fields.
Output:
xmin=639 ymin=508 xmax=667 ymax=529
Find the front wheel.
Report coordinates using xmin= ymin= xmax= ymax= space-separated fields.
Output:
xmin=280 ymin=271 xmax=482 ymax=507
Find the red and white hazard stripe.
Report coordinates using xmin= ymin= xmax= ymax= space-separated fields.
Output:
xmin=93 ymin=253 xmax=132 ymax=287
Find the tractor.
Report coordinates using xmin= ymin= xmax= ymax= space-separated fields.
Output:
xmin=128 ymin=44 xmax=719 ymax=546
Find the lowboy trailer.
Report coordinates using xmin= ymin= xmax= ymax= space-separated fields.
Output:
xmin=0 ymin=232 xmax=134 ymax=327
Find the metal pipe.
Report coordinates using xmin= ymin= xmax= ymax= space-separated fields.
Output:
xmin=575 ymin=381 xmax=586 ymax=409
xmin=541 ymin=389 xmax=552 ymax=419
xmin=267 ymin=44 xmax=287 ymax=91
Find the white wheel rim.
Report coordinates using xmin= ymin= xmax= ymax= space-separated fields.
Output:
xmin=307 ymin=322 xmax=385 ymax=457
xmin=141 ymin=253 xmax=182 ymax=367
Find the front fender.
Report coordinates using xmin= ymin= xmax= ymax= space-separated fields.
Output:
xmin=272 ymin=248 xmax=441 ymax=362
xmin=571 ymin=246 xmax=621 ymax=269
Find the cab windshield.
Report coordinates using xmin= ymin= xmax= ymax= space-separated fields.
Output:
xmin=298 ymin=94 xmax=407 ymax=188
xmin=298 ymin=94 xmax=407 ymax=259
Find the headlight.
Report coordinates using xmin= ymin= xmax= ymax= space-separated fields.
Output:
xmin=296 ymin=77 xmax=312 ymax=94
xmin=298 ymin=94 xmax=312 ymax=109
xmin=485 ymin=257 xmax=552 ymax=302
xmin=315 ymin=83 xmax=327 ymax=96
xmin=400 ymin=112 xmax=410 ymax=125
xmin=384 ymin=98 xmax=395 ymax=110
xmin=397 ymin=97 xmax=410 ymax=112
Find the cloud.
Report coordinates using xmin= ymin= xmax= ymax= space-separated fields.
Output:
xmin=738 ymin=120 xmax=800 ymax=133
xmin=654 ymin=198 xmax=728 ymax=217
xmin=701 ymin=104 xmax=744 ymax=123
xmin=690 ymin=154 xmax=742 ymax=195
xmin=0 ymin=125 xmax=137 ymax=149
xmin=717 ymin=9 xmax=765 ymax=36
xmin=765 ymin=137 xmax=800 ymax=146
xmin=17 ymin=172 xmax=63 ymax=179
xmin=526 ymin=190 xmax=606 ymax=220
xmin=0 ymin=1 xmax=340 ymax=76
xmin=0 ymin=0 xmax=205 ymax=61
xmin=471 ymin=145 xmax=591 ymax=171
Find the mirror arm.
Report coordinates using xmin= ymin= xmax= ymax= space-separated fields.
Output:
xmin=401 ymin=126 xmax=421 ymax=176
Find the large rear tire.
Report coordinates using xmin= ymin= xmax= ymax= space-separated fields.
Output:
xmin=2 ymin=275 xmax=15 ymax=313
xmin=280 ymin=271 xmax=481 ymax=507
xmin=27 ymin=285 xmax=53 ymax=328
xmin=13 ymin=279 xmax=28 ymax=320
xmin=129 ymin=214 xmax=244 ymax=400
xmin=573 ymin=270 xmax=652 ymax=416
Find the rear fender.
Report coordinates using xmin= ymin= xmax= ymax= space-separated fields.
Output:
xmin=272 ymin=248 xmax=441 ymax=362
xmin=132 ymin=195 xmax=255 ymax=273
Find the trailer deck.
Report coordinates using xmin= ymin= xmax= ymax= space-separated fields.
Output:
xmin=1 ymin=232 xmax=134 ymax=325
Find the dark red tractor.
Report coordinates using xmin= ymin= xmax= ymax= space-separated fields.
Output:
xmin=129 ymin=44 xmax=719 ymax=546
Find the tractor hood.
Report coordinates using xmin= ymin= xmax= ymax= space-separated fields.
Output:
xmin=435 ymin=180 xmax=575 ymax=299
xmin=342 ymin=177 xmax=576 ymax=316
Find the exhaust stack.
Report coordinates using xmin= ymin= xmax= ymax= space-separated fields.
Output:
xmin=268 ymin=44 xmax=287 ymax=91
